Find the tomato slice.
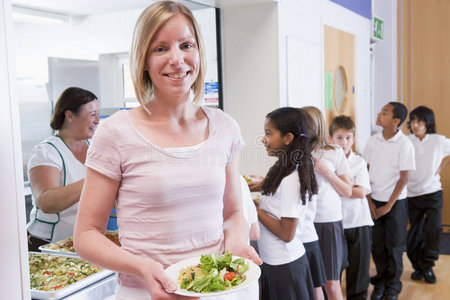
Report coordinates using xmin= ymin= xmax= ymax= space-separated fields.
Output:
xmin=44 ymin=270 xmax=51 ymax=275
xmin=224 ymin=272 xmax=235 ymax=281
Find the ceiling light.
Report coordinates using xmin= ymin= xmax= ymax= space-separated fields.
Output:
xmin=12 ymin=6 xmax=69 ymax=24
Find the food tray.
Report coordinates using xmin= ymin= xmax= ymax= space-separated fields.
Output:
xmin=29 ymin=252 xmax=114 ymax=300
xmin=39 ymin=232 xmax=120 ymax=257
xmin=38 ymin=245 xmax=79 ymax=257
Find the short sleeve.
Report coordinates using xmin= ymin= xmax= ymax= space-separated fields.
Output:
xmin=335 ymin=147 xmax=351 ymax=176
xmin=362 ymin=136 xmax=374 ymax=165
xmin=354 ymin=157 xmax=371 ymax=193
xmin=443 ymin=136 xmax=450 ymax=156
xmin=85 ymin=120 xmax=122 ymax=181
xmin=240 ymin=176 xmax=258 ymax=227
xmin=28 ymin=143 xmax=63 ymax=172
xmin=279 ymin=172 xmax=302 ymax=218
xmin=398 ymin=138 xmax=416 ymax=171
xmin=227 ymin=118 xmax=245 ymax=164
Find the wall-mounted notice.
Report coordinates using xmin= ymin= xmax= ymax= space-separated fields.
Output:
xmin=325 ymin=72 xmax=333 ymax=110
xmin=205 ymin=80 xmax=219 ymax=106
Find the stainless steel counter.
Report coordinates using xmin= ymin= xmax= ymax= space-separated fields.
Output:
xmin=32 ymin=274 xmax=116 ymax=300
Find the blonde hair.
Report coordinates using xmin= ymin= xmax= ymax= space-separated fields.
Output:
xmin=302 ymin=106 xmax=335 ymax=151
xmin=130 ymin=1 xmax=206 ymax=106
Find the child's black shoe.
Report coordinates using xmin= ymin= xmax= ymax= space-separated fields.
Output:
xmin=370 ymin=286 xmax=385 ymax=300
xmin=422 ymin=268 xmax=436 ymax=284
xmin=410 ymin=269 xmax=424 ymax=280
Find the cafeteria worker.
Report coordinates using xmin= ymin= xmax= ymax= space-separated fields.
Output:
xmin=27 ymin=87 xmax=99 ymax=251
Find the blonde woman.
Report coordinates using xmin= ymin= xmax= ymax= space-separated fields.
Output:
xmin=74 ymin=1 xmax=261 ymax=299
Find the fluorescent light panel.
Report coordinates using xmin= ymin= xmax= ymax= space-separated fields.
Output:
xmin=12 ymin=6 xmax=69 ymax=24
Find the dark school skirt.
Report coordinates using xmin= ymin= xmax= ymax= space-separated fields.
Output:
xmin=261 ymin=255 xmax=315 ymax=300
xmin=314 ymin=221 xmax=344 ymax=280
xmin=304 ymin=240 xmax=327 ymax=287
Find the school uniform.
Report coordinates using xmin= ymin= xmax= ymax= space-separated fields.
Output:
xmin=313 ymin=147 xmax=351 ymax=281
xmin=257 ymin=171 xmax=315 ymax=300
xmin=340 ymin=152 xmax=373 ymax=300
xmin=297 ymin=195 xmax=327 ymax=288
xmin=406 ymin=134 xmax=450 ymax=272
xmin=362 ymin=130 xmax=415 ymax=294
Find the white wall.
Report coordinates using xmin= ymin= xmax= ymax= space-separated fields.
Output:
xmin=222 ymin=0 xmax=373 ymax=176
xmin=372 ymin=0 xmax=398 ymax=133
xmin=0 ymin=0 xmax=31 ymax=298
xmin=221 ymin=2 xmax=280 ymax=175
xmin=278 ymin=0 xmax=372 ymax=154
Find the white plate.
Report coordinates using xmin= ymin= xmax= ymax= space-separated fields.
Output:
xmin=164 ymin=255 xmax=261 ymax=297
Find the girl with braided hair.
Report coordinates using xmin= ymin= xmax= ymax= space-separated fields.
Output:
xmin=256 ymin=107 xmax=317 ymax=300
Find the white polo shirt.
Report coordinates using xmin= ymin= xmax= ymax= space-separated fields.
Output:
xmin=297 ymin=194 xmax=318 ymax=243
xmin=313 ymin=146 xmax=351 ymax=223
xmin=341 ymin=152 xmax=374 ymax=229
xmin=362 ymin=130 xmax=415 ymax=202
xmin=257 ymin=171 xmax=306 ymax=265
xmin=407 ymin=134 xmax=450 ymax=197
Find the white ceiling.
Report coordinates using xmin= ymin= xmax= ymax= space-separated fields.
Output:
xmin=11 ymin=0 xmax=211 ymax=16
xmin=11 ymin=0 xmax=277 ymax=16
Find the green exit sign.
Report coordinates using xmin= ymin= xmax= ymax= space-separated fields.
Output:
xmin=373 ymin=16 xmax=384 ymax=40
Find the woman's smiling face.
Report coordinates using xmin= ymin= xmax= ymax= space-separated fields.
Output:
xmin=145 ymin=14 xmax=200 ymax=98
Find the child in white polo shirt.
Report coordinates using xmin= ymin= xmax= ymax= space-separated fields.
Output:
xmin=406 ymin=106 xmax=450 ymax=284
xmin=362 ymin=102 xmax=415 ymax=300
xmin=303 ymin=106 xmax=352 ymax=300
xmin=329 ymin=115 xmax=373 ymax=300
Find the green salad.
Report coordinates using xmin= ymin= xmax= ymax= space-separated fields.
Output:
xmin=178 ymin=252 xmax=249 ymax=293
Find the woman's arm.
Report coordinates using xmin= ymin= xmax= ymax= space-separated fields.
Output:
xmin=222 ymin=157 xmax=262 ymax=264
xmin=74 ymin=168 xmax=190 ymax=299
xmin=29 ymin=166 xmax=84 ymax=213
xmin=314 ymin=158 xmax=352 ymax=198
xmin=256 ymin=207 xmax=298 ymax=243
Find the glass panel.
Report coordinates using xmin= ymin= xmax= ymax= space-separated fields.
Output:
xmin=334 ymin=66 xmax=347 ymax=112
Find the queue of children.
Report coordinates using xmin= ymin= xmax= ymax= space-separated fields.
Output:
xmin=249 ymin=102 xmax=449 ymax=300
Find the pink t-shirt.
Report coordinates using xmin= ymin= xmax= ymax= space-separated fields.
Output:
xmin=86 ymin=106 xmax=244 ymax=288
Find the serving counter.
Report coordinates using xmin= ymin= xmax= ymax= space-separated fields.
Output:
xmin=32 ymin=273 xmax=116 ymax=300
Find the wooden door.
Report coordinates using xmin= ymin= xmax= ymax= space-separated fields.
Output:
xmin=323 ymin=25 xmax=356 ymax=146
xmin=399 ymin=0 xmax=450 ymax=224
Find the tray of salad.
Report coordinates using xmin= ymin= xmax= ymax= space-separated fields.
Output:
xmin=165 ymin=252 xmax=260 ymax=297
xmin=29 ymin=252 xmax=114 ymax=299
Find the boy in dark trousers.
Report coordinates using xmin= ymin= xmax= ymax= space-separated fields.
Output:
xmin=362 ymin=102 xmax=415 ymax=300
xmin=329 ymin=115 xmax=373 ymax=300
